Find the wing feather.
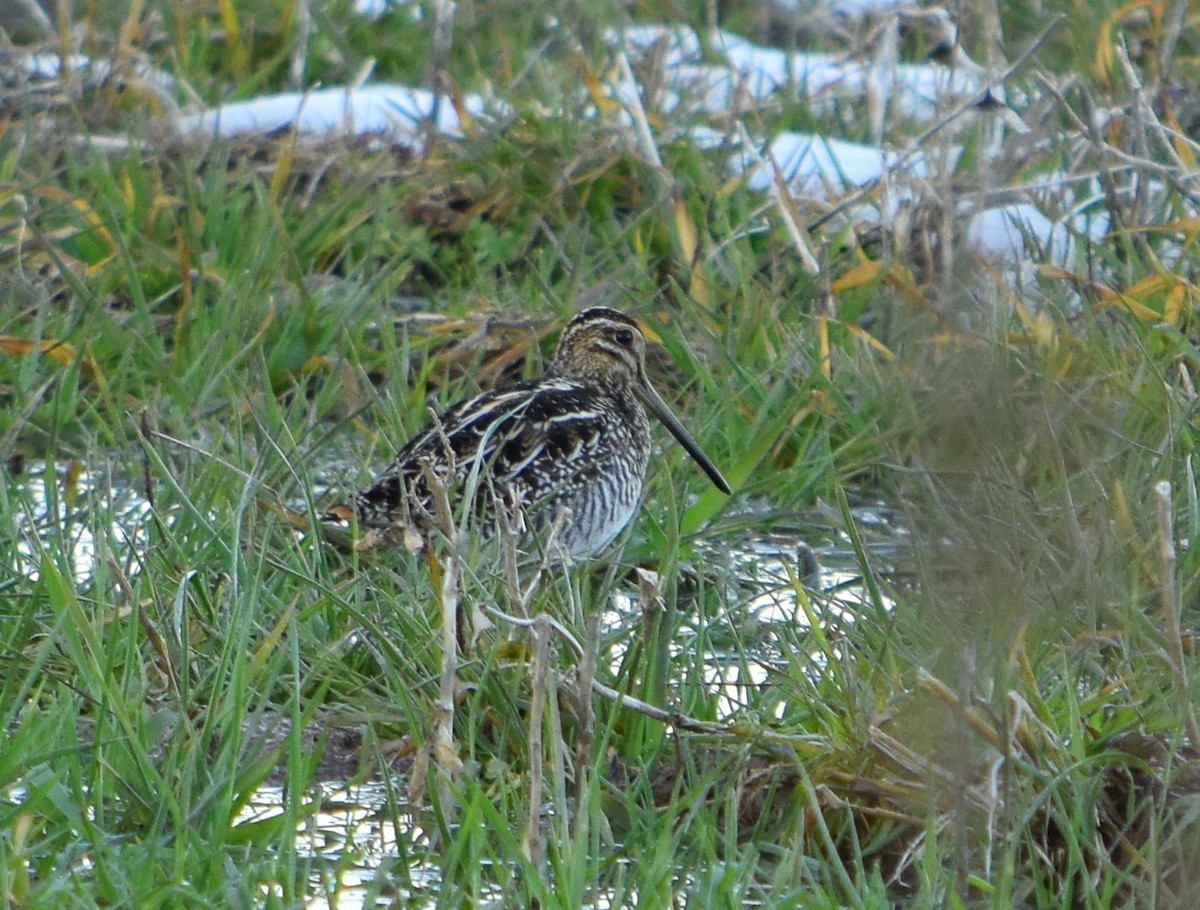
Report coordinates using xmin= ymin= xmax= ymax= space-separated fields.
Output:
xmin=353 ymin=379 xmax=613 ymax=526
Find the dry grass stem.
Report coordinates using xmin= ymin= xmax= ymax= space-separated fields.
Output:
xmin=574 ymin=612 xmax=601 ymax=805
xmin=1155 ymin=481 xmax=1199 ymax=745
xmin=521 ymin=616 xmax=550 ymax=865
xmin=616 ymin=50 xmax=663 ymax=170
xmin=736 ymin=122 xmax=820 ymax=273
xmin=421 ymin=463 xmax=464 ymax=804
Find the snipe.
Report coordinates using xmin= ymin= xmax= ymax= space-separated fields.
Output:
xmin=336 ymin=306 xmax=730 ymax=558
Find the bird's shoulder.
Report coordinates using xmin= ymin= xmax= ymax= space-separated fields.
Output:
xmin=397 ymin=377 xmax=613 ymax=467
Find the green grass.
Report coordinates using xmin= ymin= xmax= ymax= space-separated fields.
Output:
xmin=3 ymin=0 xmax=1200 ymax=907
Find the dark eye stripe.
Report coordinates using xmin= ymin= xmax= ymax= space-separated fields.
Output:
xmin=594 ymin=338 xmax=637 ymax=362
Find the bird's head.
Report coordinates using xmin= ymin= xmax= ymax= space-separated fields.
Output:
xmin=550 ymin=306 xmax=731 ymax=495
xmin=550 ymin=306 xmax=648 ymax=387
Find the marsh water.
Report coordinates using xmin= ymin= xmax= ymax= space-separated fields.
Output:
xmin=5 ymin=458 xmax=906 ymax=907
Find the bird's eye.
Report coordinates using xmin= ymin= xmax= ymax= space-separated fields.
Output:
xmin=613 ymin=328 xmax=635 ymax=346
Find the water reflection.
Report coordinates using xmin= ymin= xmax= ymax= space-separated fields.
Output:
xmin=236 ymin=782 xmax=442 ymax=909
xmin=2 ymin=458 xmax=151 ymax=581
xmin=600 ymin=525 xmax=904 ymax=721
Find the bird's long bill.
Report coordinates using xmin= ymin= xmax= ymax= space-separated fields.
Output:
xmin=639 ymin=380 xmax=732 ymax=494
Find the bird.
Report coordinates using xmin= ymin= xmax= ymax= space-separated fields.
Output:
xmin=332 ymin=306 xmax=731 ymax=559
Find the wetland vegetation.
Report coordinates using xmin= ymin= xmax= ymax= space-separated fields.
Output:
xmin=2 ymin=0 xmax=1200 ymax=906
